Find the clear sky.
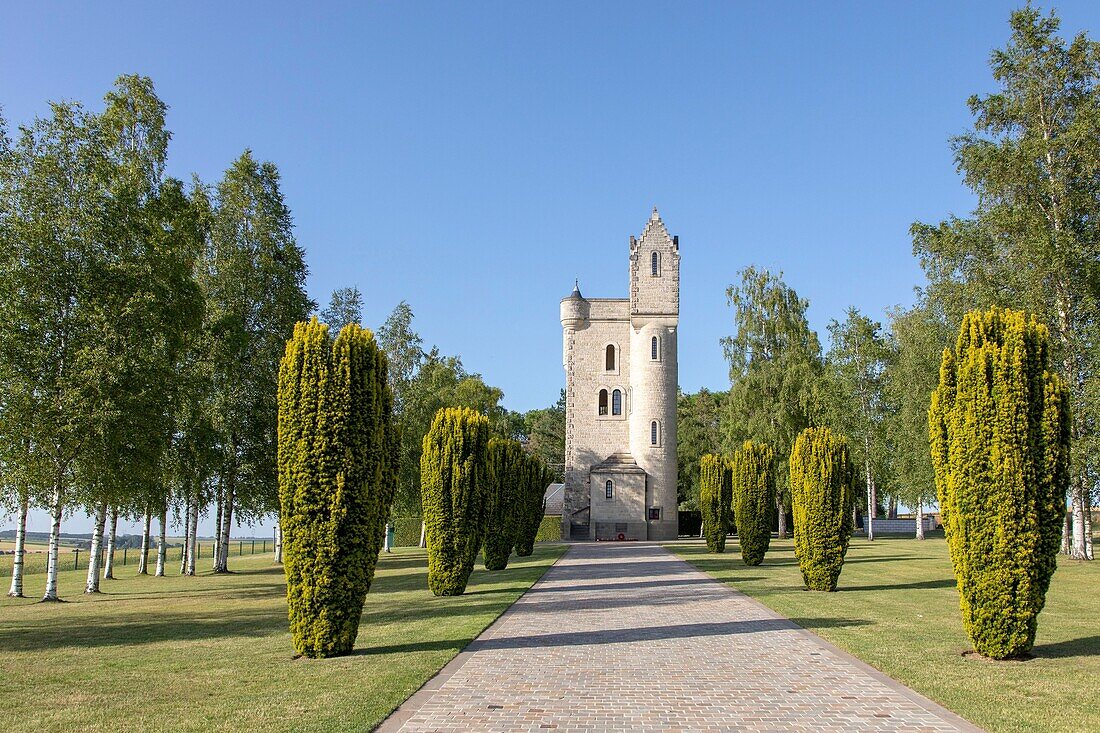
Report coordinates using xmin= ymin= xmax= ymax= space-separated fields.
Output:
xmin=4 ymin=1 xmax=1100 ymax=535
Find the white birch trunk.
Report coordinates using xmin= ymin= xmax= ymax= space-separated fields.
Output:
xmin=214 ymin=486 xmax=234 ymax=573
xmin=7 ymin=494 xmax=28 ymax=597
xmin=419 ymin=520 xmax=427 ymax=548
xmin=185 ymin=498 xmax=199 ymax=575
xmin=84 ymin=502 xmax=107 ymax=593
xmin=1071 ymin=489 xmax=1088 ymax=560
xmin=154 ymin=503 xmax=168 ymax=577
xmin=866 ymin=469 xmax=876 ymax=541
xmin=212 ymin=495 xmax=223 ymax=570
xmin=274 ymin=524 xmax=283 ymax=564
xmin=40 ymin=484 xmax=63 ymax=602
xmin=137 ymin=510 xmax=151 ymax=574
xmin=103 ymin=507 xmax=118 ymax=579
xmin=915 ymin=501 xmax=925 ymax=540
xmin=1061 ymin=509 xmax=1072 ymax=555
xmin=383 ymin=522 xmax=392 ymax=553
xmin=179 ymin=496 xmax=191 ymax=575
xmin=776 ymin=496 xmax=788 ymax=540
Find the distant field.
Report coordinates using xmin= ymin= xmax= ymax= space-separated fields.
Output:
xmin=0 ymin=541 xmax=50 ymax=553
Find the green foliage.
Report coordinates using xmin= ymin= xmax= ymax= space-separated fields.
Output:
xmin=278 ymin=319 xmax=395 ymax=657
xmin=515 ymin=456 xmax=554 ymax=557
xmin=320 ymin=286 xmax=363 ymax=331
xmin=822 ymin=308 xmax=893 ymax=529
xmin=483 ymin=438 xmax=524 ymax=571
xmin=523 ymin=390 xmax=566 ymax=483
xmin=420 ymin=407 xmax=490 ymax=595
xmin=722 ymin=267 xmax=821 ymax=521
xmin=913 ymin=7 xmax=1100 ymax=559
xmin=677 ymin=389 xmax=727 ymax=509
xmin=884 ymin=301 xmax=952 ymax=514
xmin=789 ymin=427 xmax=855 ymax=591
xmin=203 ymin=149 xmax=314 ymax=566
xmin=699 ymin=454 xmax=730 ymax=553
xmin=732 ymin=441 xmax=775 ymax=566
xmin=929 ymin=307 xmax=1070 ymax=659
xmin=392 ymin=517 xmax=423 ymax=547
xmin=534 ymin=515 xmax=562 ymax=543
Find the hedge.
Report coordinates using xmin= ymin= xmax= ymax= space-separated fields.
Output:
xmin=277 ymin=319 xmax=395 ymax=657
xmin=929 ymin=307 xmax=1070 ymax=659
xmin=420 ymin=407 xmax=490 ymax=596
xmin=789 ymin=427 xmax=855 ymax=591
xmin=732 ymin=440 xmax=775 ymax=566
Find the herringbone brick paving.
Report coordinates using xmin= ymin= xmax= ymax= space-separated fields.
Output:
xmin=378 ymin=543 xmax=981 ymax=732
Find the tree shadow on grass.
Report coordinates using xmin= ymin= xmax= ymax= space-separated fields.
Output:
xmin=839 ymin=578 xmax=956 ymax=592
xmin=1032 ymin=635 xmax=1100 ymax=659
xmin=353 ymin=616 xmax=875 ymax=656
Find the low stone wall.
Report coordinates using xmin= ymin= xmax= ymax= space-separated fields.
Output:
xmin=859 ymin=517 xmax=937 ymax=535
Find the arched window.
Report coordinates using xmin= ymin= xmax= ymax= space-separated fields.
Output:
xmin=651 ymin=336 xmax=659 ymax=360
xmin=605 ymin=479 xmax=614 ymax=499
xmin=651 ymin=251 xmax=660 ymax=276
xmin=611 ymin=389 xmax=622 ymax=416
xmin=651 ymin=420 xmax=659 ymax=446
xmin=605 ymin=344 xmax=616 ymax=371
xmin=598 ymin=389 xmax=608 ymax=416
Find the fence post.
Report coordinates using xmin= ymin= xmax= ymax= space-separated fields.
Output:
xmin=238 ymin=541 xmax=243 ymax=556
xmin=74 ymin=548 xmax=80 ymax=570
xmin=123 ymin=547 xmax=127 ymax=566
xmin=251 ymin=539 xmax=255 ymax=555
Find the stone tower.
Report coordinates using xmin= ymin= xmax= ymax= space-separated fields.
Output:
xmin=559 ymin=209 xmax=680 ymax=541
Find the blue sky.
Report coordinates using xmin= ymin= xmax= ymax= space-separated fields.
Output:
xmin=4 ymin=1 xmax=1100 ymax=533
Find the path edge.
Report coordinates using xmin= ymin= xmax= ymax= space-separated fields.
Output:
xmin=661 ymin=542 xmax=986 ymax=733
xmin=373 ymin=544 xmax=572 ymax=733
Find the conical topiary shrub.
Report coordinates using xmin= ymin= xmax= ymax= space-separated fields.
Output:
xmin=278 ymin=319 xmax=395 ymax=658
xmin=732 ymin=441 xmax=775 ymax=566
xmin=421 ymin=407 xmax=490 ymax=595
xmin=699 ymin=454 xmax=731 ymax=553
xmin=515 ymin=455 xmax=552 ymax=557
xmin=929 ymin=307 xmax=1070 ymax=660
xmin=482 ymin=438 xmax=523 ymax=571
xmin=789 ymin=427 xmax=855 ymax=591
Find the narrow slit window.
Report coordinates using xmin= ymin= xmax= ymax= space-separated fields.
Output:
xmin=605 ymin=344 xmax=616 ymax=371
xmin=605 ymin=480 xmax=614 ymax=499
xmin=598 ymin=389 xmax=608 ymax=416
xmin=612 ymin=389 xmax=622 ymax=416
xmin=651 ymin=336 xmax=659 ymax=360
xmin=651 ymin=251 xmax=659 ymax=276
xmin=651 ymin=421 xmax=659 ymax=445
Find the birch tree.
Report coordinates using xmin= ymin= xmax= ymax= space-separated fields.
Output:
xmin=913 ymin=7 xmax=1100 ymax=559
xmin=721 ymin=266 xmax=822 ymax=538
xmin=824 ymin=309 xmax=892 ymax=541
xmin=202 ymin=151 xmax=312 ymax=572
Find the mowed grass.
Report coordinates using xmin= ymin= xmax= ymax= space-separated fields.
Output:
xmin=0 ymin=543 xmax=567 ymax=733
xmin=671 ymin=536 xmax=1099 ymax=733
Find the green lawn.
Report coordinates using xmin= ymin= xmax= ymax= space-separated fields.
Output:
xmin=671 ymin=536 xmax=1099 ymax=733
xmin=0 ymin=544 xmax=566 ymax=733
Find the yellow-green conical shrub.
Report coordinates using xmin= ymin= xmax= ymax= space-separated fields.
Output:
xmin=277 ymin=319 xmax=395 ymax=658
xmin=732 ymin=441 xmax=775 ymax=566
xmin=789 ymin=427 xmax=855 ymax=591
xmin=929 ymin=307 xmax=1070 ymax=660
xmin=421 ymin=407 xmax=490 ymax=595
xmin=699 ymin=454 xmax=731 ymax=553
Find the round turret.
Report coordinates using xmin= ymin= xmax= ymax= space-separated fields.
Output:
xmin=560 ymin=280 xmax=589 ymax=328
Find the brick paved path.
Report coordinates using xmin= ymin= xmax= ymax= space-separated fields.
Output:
xmin=378 ymin=543 xmax=981 ymax=733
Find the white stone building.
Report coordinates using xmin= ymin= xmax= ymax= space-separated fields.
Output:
xmin=559 ymin=209 xmax=679 ymax=541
